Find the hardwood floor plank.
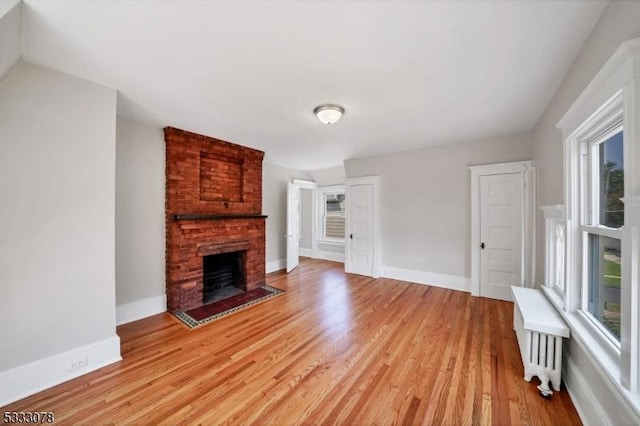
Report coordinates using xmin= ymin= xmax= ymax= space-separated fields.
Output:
xmin=2 ymin=259 xmax=582 ymax=425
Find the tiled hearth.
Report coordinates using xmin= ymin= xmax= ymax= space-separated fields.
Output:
xmin=165 ymin=127 xmax=266 ymax=312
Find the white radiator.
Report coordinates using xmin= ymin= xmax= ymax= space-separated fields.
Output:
xmin=512 ymin=287 xmax=570 ymax=396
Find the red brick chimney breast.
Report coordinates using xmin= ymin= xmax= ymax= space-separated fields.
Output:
xmin=164 ymin=127 xmax=266 ymax=311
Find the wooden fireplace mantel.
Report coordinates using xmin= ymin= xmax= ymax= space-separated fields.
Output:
xmin=170 ymin=214 xmax=268 ymax=221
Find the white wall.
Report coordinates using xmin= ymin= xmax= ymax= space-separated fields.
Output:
xmin=115 ymin=118 xmax=166 ymax=325
xmin=309 ymin=165 xmax=345 ymax=186
xmin=318 ymin=243 xmax=344 ymax=256
xmin=0 ymin=0 xmax=20 ymax=80
xmin=262 ymin=162 xmax=312 ymax=271
xmin=532 ymin=2 xmax=640 ymax=424
xmin=345 ymin=133 xmax=532 ymax=288
xmin=0 ymin=61 xmax=120 ymax=405
xmin=533 ymin=0 xmax=640 ymax=281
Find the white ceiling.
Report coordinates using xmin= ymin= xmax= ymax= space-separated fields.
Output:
xmin=19 ymin=0 xmax=608 ymax=170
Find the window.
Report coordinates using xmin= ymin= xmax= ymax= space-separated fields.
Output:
xmin=541 ymin=205 xmax=566 ymax=303
xmin=555 ymin=37 xmax=640 ymax=400
xmin=581 ymin=128 xmax=623 ymax=342
xmin=318 ymin=186 xmax=346 ymax=243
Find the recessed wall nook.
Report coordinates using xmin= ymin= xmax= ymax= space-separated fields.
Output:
xmin=165 ymin=127 xmax=267 ymax=312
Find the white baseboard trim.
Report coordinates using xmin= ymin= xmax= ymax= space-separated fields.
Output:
xmin=563 ymin=353 xmax=610 ymax=426
xmin=116 ymin=294 xmax=167 ymax=326
xmin=0 ymin=336 xmax=122 ymax=406
xmin=381 ymin=265 xmax=470 ymax=293
xmin=266 ymin=258 xmax=286 ymax=273
xmin=560 ymin=325 xmax=640 ymax=425
xmin=299 ymin=248 xmax=312 ymax=257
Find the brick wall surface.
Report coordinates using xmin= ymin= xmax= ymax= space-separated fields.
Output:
xmin=165 ymin=127 xmax=263 ymax=215
xmin=166 ymin=219 xmax=265 ymax=311
xmin=164 ymin=127 xmax=266 ymax=311
xmin=199 ymin=153 xmax=243 ymax=202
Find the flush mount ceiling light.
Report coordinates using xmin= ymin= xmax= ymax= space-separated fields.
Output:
xmin=314 ymin=104 xmax=345 ymax=124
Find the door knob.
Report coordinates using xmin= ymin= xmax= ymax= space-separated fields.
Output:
xmin=481 ymin=242 xmax=485 ymax=249
xmin=350 ymin=234 xmax=353 ymax=239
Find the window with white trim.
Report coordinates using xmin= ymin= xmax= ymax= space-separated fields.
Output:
xmin=541 ymin=205 xmax=566 ymax=304
xmin=580 ymin=118 xmax=623 ymax=343
xmin=555 ymin=37 xmax=640 ymax=397
xmin=318 ymin=186 xmax=346 ymax=243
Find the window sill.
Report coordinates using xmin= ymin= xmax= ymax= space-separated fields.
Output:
xmin=318 ymin=239 xmax=345 ymax=247
xmin=542 ymin=285 xmax=564 ymax=308
xmin=541 ymin=286 xmax=640 ymax=419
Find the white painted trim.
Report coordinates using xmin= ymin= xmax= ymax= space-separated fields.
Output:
xmin=382 ymin=266 xmax=470 ymax=293
xmin=266 ymin=258 xmax=286 ymax=273
xmin=317 ymin=239 xmax=345 ymax=247
xmin=469 ymin=161 xmax=535 ymax=297
xmin=543 ymin=285 xmax=640 ymax=421
xmin=557 ymin=38 xmax=640 ymax=134
xmin=299 ymin=247 xmax=312 ymax=258
xmin=286 ymin=182 xmax=301 ymax=273
xmin=0 ymin=336 xmax=121 ymax=406
xmin=622 ymin=197 xmax=640 ymax=392
xmin=540 ymin=205 xmax=567 ymax=305
xmin=570 ymin=311 xmax=640 ymax=422
xmin=116 ymin=294 xmax=167 ymax=325
xmin=345 ymin=175 xmax=381 ymax=278
xmin=317 ymin=184 xmax=346 ymax=244
xmin=525 ymin=164 xmax=537 ymax=288
xmin=563 ymin=353 xmax=611 ymax=426
xmin=468 ymin=160 xmax=533 ymax=175
xmin=292 ymin=179 xmax=317 ymax=189
xmin=557 ymin=38 xmax=640 ymax=394
xmin=310 ymin=187 xmax=319 ymax=257
xmin=294 ymin=180 xmax=319 ymax=273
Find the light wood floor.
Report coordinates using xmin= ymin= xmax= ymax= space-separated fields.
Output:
xmin=4 ymin=259 xmax=581 ymax=425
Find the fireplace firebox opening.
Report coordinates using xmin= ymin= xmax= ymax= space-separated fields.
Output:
xmin=202 ymin=251 xmax=246 ymax=304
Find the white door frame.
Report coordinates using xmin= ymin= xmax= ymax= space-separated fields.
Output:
xmin=345 ymin=176 xmax=381 ymax=278
xmin=286 ymin=182 xmax=301 ymax=273
xmin=469 ymin=161 xmax=535 ymax=297
xmin=293 ymin=179 xmax=318 ymax=258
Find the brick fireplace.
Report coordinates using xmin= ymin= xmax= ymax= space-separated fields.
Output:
xmin=165 ymin=127 xmax=266 ymax=312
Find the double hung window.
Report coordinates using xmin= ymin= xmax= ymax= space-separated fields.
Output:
xmin=556 ymin=35 xmax=640 ymax=396
xmin=318 ymin=186 xmax=346 ymax=243
xmin=581 ymin=124 xmax=624 ymax=342
xmin=553 ymin=37 xmax=640 ymax=404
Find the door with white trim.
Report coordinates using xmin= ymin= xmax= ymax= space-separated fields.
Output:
xmin=286 ymin=182 xmax=300 ymax=273
xmin=479 ymin=173 xmax=523 ymax=300
xmin=347 ymin=183 xmax=374 ymax=276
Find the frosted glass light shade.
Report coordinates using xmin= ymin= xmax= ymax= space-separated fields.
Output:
xmin=314 ymin=104 xmax=345 ymax=124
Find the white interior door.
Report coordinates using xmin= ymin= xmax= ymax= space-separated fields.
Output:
xmin=286 ymin=182 xmax=300 ymax=273
xmin=479 ymin=173 xmax=523 ymax=301
xmin=347 ymin=183 xmax=374 ymax=276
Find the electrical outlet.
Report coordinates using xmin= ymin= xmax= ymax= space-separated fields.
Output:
xmin=66 ymin=356 xmax=88 ymax=371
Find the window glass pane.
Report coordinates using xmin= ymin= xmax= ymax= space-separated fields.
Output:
xmin=599 ymin=131 xmax=624 ymax=228
xmin=588 ymin=234 xmax=621 ymax=340
xmin=325 ymin=193 xmax=345 ymax=239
